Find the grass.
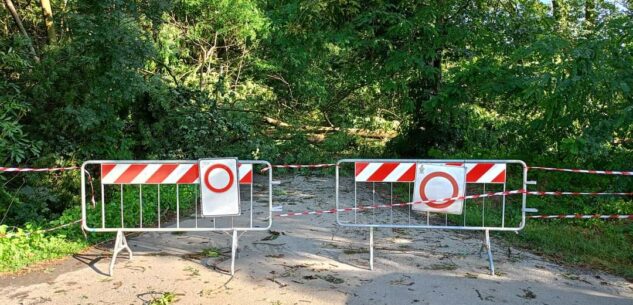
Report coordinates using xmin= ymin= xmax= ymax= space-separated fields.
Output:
xmin=0 ymin=185 xmax=196 ymax=273
xmin=0 ymin=224 xmax=89 ymax=273
xmin=148 ymin=292 xmax=176 ymax=305
xmin=183 ymin=266 xmax=200 ymax=276
xmin=506 ymin=221 xmax=633 ymax=280
xmin=201 ymin=247 xmax=222 ymax=258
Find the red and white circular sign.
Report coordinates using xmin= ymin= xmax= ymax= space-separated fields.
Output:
xmin=412 ymin=164 xmax=466 ymax=215
xmin=204 ymin=164 xmax=234 ymax=193
xmin=419 ymin=171 xmax=459 ymax=208
xmin=199 ymin=159 xmax=240 ymax=216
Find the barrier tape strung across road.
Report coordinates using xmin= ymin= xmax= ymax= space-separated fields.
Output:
xmin=527 ymin=191 xmax=633 ymax=196
xmin=260 ymin=163 xmax=335 ymax=172
xmin=3 ymin=163 xmax=632 ymax=176
xmin=2 ymin=163 xmax=632 ymax=220
xmin=0 ymin=165 xmax=96 ymax=207
xmin=0 ymin=166 xmax=80 ymax=172
xmin=277 ymin=190 xmax=524 ymax=217
xmin=276 ymin=189 xmax=633 ymax=217
xmin=528 ymin=214 xmax=633 ymax=220
xmin=260 ymin=163 xmax=633 ymax=176
xmin=6 ymin=190 xmax=630 ymax=237
xmin=528 ymin=166 xmax=633 ymax=176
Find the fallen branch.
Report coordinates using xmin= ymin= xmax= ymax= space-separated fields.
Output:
xmin=4 ymin=0 xmax=40 ymax=62
xmin=263 ymin=116 xmax=396 ymax=140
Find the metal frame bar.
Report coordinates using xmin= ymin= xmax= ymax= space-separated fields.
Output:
xmin=335 ymin=159 xmax=528 ymax=231
xmin=335 ymin=159 xmax=529 ymax=274
xmin=80 ymin=160 xmax=273 ymax=276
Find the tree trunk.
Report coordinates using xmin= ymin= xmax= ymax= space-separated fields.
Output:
xmin=552 ymin=0 xmax=561 ymax=20
xmin=3 ymin=0 xmax=40 ymax=62
xmin=552 ymin=0 xmax=568 ymax=31
xmin=39 ymin=0 xmax=56 ymax=43
xmin=585 ymin=0 xmax=596 ymax=26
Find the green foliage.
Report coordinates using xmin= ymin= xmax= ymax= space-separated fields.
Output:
xmin=0 ymin=43 xmax=41 ymax=164
xmin=0 ymin=223 xmax=87 ymax=273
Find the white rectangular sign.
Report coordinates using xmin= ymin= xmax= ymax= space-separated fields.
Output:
xmin=199 ymin=158 xmax=240 ymax=216
xmin=412 ymin=164 xmax=466 ymax=215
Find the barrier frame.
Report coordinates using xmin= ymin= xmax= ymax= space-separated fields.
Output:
xmin=81 ymin=159 xmax=273 ymax=276
xmin=335 ymin=159 xmax=530 ymax=274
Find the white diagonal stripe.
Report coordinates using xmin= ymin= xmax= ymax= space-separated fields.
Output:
xmin=355 ymin=163 xmax=382 ymax=182
xmin=163 ymin=164 xmax=193 ymax=184
xmin=239 ymin=164 xmax=252 ymax=180
xmin=475 ymin=164 xmax=506 ymax=183
xmin=383 ymin=163 xmax=414 ymax=182
xmin=102 ymin=164 xmax=130 ymax=184
xmin=131 ymin=164 xmax=162 ymax=184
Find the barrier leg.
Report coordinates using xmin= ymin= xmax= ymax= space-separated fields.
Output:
xmin=369 ymin=226 xmax=374 ymax=271
xmin=484 ymin=229 xmax=495 ymax=275
xmin=230 ymin=229 xmax=238 ymax=276
xmin=109 ymin=230 xmax=132 ymax=276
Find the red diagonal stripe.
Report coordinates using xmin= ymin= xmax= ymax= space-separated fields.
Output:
xmin=491 ymin=170 xmax=506 ymax=183
xmin=367 ymin=163 xmax=399 ymax=182
xmin=114 ymin=164 xmax=147 ymax=184
xmin=101 ymin=164 xmax=115 ymax=178
xmin=146 ymin=164 xmax=179 ymax=184
xmin=240 ymin=171 xmax=253 ymax=184
xmin=177 ymin=165 xmax=199 ymax=184
xmin=355 ymin=162 xmax=369 ymax=177
xmin=397 ymin=164 xmax=416 ymax=182
xmin=466 ymin=163 xmax=494 ymax=183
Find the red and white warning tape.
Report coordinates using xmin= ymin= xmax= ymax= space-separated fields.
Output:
xmin=528 ymin=214 xmax=633 ymax=220
xmin=276 ymin=189 xmax=633 ymax=217
xmin=0 ymin=166 xmax=79 ymax=172
xmin=260 ymin=163 xmax=336 ymax=172
xmin=0 ymin=165 xmax=96 ymax=207
xmin=528 ymin=166 xmax=633 ymax=176
xmin=526 ymin=191 xmax=633 ymax=196
xmin=277 ymin=190 xmax=524 ymax=217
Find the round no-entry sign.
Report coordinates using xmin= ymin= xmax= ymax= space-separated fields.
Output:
xmin=419 ymin=171 xmax=459 ymax=209
xmin=204 ymin=164 xmax=235 ymax=193
xmin=199 ymin=158 xmax=241 ymax=216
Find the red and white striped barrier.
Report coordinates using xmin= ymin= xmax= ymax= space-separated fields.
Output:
xmin=528 ymin=166 xmax=633 ymax=176
xmin=354 ymin=162 xmax=506 ymax=183
xmin=355 ymin=162 xmax=415 ymax=182
xmin=528 ymin=214 xmax=633 ymax=220
xmin=101 ymin=163 xmax=252 ymax=184
xmin=445 ymin=162 xmax=506 ymax=183
xmin=0 ymin=166 xmax=79 ymax=172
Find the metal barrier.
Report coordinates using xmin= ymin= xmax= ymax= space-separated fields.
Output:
xmin=336 ymin=159 xmax=531 ymax=274
xmin=81 ymin=159 xmax=272 ymax=276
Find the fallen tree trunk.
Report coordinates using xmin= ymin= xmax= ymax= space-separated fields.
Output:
xmin=263 ymin=116 xmax=396 ymax=140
